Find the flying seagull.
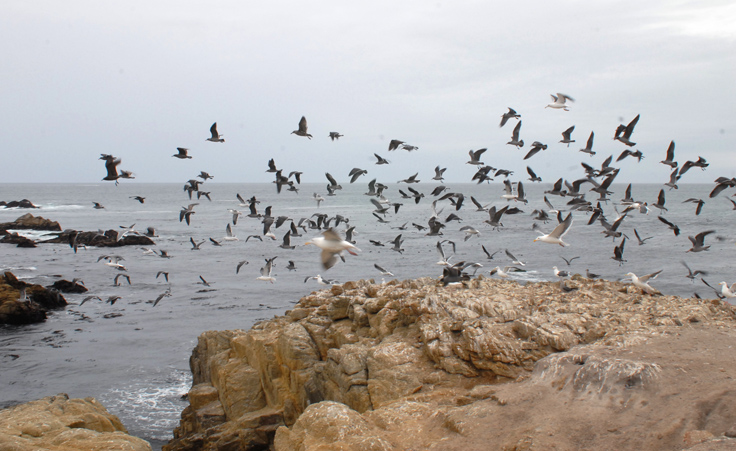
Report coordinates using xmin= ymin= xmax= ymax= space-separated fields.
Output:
xmin=499 ymin=107 xmax=520 ymax=127
xmin=173 ymin=148 xmax=192 ymax=159
xmin=207 ymin=123 xmax=224 ymax=142
xmin=507 ymin=121 xmax=524 ymax=148
xmin=579 ymin=131 xmax=595 ymax=156
xmin=687 ymin=230 xmax=715 ymax=252
xmin=534 ymin=213 xmax=573 ymax=246
xmin=559 ymin=126 xmax=575 ymax=146
xmin=626 ymin=270 xmax=663 ymax=295
xmin=546 ymin=93 xmax=574 ymax=111
xmin=291 ymin=116 xmax=312 ymax=139
xmin=306 ymin=228 xmax=360 ymax=270
xmin=614 ymin=114 xmax=640 ymax=146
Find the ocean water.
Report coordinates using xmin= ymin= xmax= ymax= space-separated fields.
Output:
xmin=0 ymin=181 xmax=734 ymax=447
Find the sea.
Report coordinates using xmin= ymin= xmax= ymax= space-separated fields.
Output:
xmin=0 ymin=181 xmax=733 ymax=449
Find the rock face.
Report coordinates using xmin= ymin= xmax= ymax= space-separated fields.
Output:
xmin=165 ymin=276 xmax=736 ymax=451
xmin=0 ymin=393 xmax=151 ymax=451
xmin=0 ymin=271 xmax=67 ymax=325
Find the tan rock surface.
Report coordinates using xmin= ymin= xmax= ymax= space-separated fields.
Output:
xmin=164 ymin=276 xmax=736 ymax=451
xmin=0 ymin=393 xmax=151 ymax=451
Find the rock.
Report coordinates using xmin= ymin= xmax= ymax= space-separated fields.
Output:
xmin=0 ymin=272 xmax=67 ymax=325
xmin=45 ymin=229 xmax=155 ymax=248
xmin=49 ymin=279 xmax=88 ymax=293
xmin=0 ymin=213 xmax=60 ymax=233
xmin=166 ymin=277 xmax=736 ymax=451
xmin=0 ymin=232 xmax=37 ymax=247
xmin=0 ymin=199 xmax=39 ymax=209
xmin=0 ymin=393 xmax=151 ymax=451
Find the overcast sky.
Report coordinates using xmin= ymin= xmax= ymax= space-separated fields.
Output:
xmin=1 ymin=1 xmax=734 ymax=186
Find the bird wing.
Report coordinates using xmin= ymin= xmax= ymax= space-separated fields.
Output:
xmin=325 ymin=172 xmax=338 ymax=185
xmin=549 ymin=213 xmax=573 ymax=239
xmin=210 ymin=123 xmax=218 ymax=138
xmin=639 ymin=270 xmax=663 ymax=283
xmin=298 ymin=116 xmax=308 ymax=132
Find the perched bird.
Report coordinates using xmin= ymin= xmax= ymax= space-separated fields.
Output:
xmin=552 ymin=266 xmax=570 ymax=278
xmin=173 ymin=148 xmax=192 ymax=159
xmin=546 ymin=93 xmax=574 ymax=110
xmin=207 ymin=123 xmax=224 ymax=142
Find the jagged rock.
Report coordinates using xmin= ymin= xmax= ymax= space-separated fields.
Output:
xmin=166 ymin=277 xmax=736 ymax=451
xmin=0 ymin=213 xmax=60 ymax=233
xmin=0 ymin=393 xmax=151 ymax=451
xmin=0 ymin=199 xmax=39 ymax=209
xmin=0 ymin=272 xmax=67 ymax=324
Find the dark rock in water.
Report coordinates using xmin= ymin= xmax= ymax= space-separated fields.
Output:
xmin=0 ymin=232 xmax=37 ymax=248
xmin=49 ymin=279 xmax=88 ymax=293
xmin=0 ymin=199 xmax=39 ymax=209
xmin=2 ymin=271 xmax=66 ymax=311
xmin=0 ymin=272 xmax=59 ymax=325
xmin=0 ymin=213 xmax=61 ymax=233
xmin=46 ymin=229 xmax=156 ymax=248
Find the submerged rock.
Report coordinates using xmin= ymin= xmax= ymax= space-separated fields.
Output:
xmin=46 ymin=229 xmax=155 ymax=248
xmin=165 ymin=277 xmax=736 ymax=451
xmin=0 ymin=393 xmax=151 ymax=451
xmin=0 ymin=199 xmax=39 ymax=209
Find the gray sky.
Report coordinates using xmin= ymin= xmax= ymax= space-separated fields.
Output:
xmin=1 ymin=1 xmax=734 ymax=185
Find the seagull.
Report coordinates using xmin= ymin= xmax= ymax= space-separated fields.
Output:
xmin=433 ymin=165 xmax=447 ymax=181
xmin=173 ymin=147 xmax=192 ymax=159
xmin=682 ymin=261 xmax=708 ymax=282
xmin=579 ymin=131 xmax=595 ymax=156
xmin=92 ymin=202 xmax=105 ymax=209
xmin=680 ymin=156 xmax=709 ymax=175
xmin=526 ymin=166 xmax=542 ymax=182
xmin=329 ymin=132 xmax=343 ymax=141
xmin=325 ymin=173 xmax=342 ymax=191
xmin=114 ymin=273 xmax=131 ymax=286
xmin=552 ymin=266 xmax=570 ymax=278
xmin=634 ymin=229 xmax=653 ymax=245
xmin=207 ymin=123 xmax=224 ymax=142
xmin=224 ymin=223 xmax=238 ymax=241
xmin=305 ymin=229 xmax=360 ymax=269
xmin=485 ymin=205 xmax=509 ymax=230
xmin=616 ymin=149 xmax=644 ymax=162
xmin=190 ymin=237 xmax=205 ymax=250
xmin=660 ymin=140 xmax=678 ymax=168
xmin=503 ymin=249 xmax=525 ymax=266
xmin=545 ymin=93 xmax=574 ymax=111
xmin=390 ymin=234 xmax=404 ymax=253
xmin=560 ymin=256 xmax=580 ymax=266
xmin=614 ymin=114 xmax=640 ymax=146
xmin=507 ymin=121 xmax=524 ymax=148
xmin=398 ymin=173 xmax=420 ymax=184
xmin=236 ymin=260 xmax=249 ymax=274
xmin=499 ymin=107 xmax=520 ymax=127
xmin=266 ymin=158 xmax=279 ymax=173
xmin=279 ymin=231 xmax=296 ymax=250
xmin=559 ymin=126 xmax=575 ymax=146
xmin=388 ymin=139 xmax=404 ymax=151
xmin=286 ymin=261 xmax=297 ymax=271
xmin=130 ymin=196 xmax=145 ymax=204
xmin=374 ymin=153 xmax=390 ymax=165
xmin=718 ymin=282 xmax=736 ymax=299
xmin=257 ymin=257 xmax=277 ymax=283
xmin=652 ymin=189 xmax=668 ymax=212
xmin=534 ymin=213 xmax=573 ymax=246
xmin=152 ymin=289 xmax=172 ymax=307
xmin=687 ymin=230 xmax=715 ymax=252
xmin=481 ymin=245 xmax=499 ymax=260
xmin=683 ymin=198 xmax=705 ymax=216
xmin=435 ymin=241 xmax=452 ymax=266
xmin=198 ymin=171 xmax=214 ymax=181
xmin=304 ymin=274 xmax=337 ymax=286
xmin=586 ymin=269 xmax=600 ymax=279
xmin=348 ymin=168 xmax=368 ymax=183
xmin=291 ymin=116 xmax=312 ymax=139
xmin=197 ymin=275 xmax=211 ymax=287
xmin=313 ymin=193 xmax=325 ymax=207
xmin=374 ymin=264 xmax=394 ymax=277
xmin=523 ymin=141 xmax=547 ymax=160
xmin=156 ymin=271 xmax=169 ymax=282
xmin=209 ymin=237 xmax=222 ymax=246
xmin=179 ymin=204 xmax=197 ymax=225
xmin=657 ymin=216 xmax=680 ymax=236
xmin=625 ymin=270 xmax=662 ymax=295
xmin=101 ymin=155 xmax=123 ymax=183
xmin=106 ymin=296 xmax=122 ymax=305
xmin=459 ymin=225 xmax=480 ymax=241
xmin=467 ymin=148 xmax=487 ymax=165
xmin=611 ymin=237 xmax=627 ymax=265
xmin=664 ymin=168 xmax=681 ymax=190
xmin=489 ymin=266 xmax=518 ymax=278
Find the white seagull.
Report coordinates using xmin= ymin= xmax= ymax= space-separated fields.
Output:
xmin=534 ymin=213 xmax=573 ymax=246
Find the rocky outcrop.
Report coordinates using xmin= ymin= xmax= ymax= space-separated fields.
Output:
xmin=0 ymin=232 xmax=38 ymax=247
xmin=0 ymin=199 xmax=39 ymax=209
xmin=45 ymin=229 xmax=156 ymax=248
xmin=0 ymin=393 xmax=151 ymax=451
xmin=0 ymin=272 xmax=67 ymax=325
xmin=0 ymin=213 xmax=60 ymax=233
xmin=165 ymin=276 xmax=736 ymax=451
xmin=49 ymin=279 xmax=88 ymax=293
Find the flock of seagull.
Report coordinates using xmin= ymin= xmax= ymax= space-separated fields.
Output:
xmin=82 ymin=95 xmax=736 ymax=307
